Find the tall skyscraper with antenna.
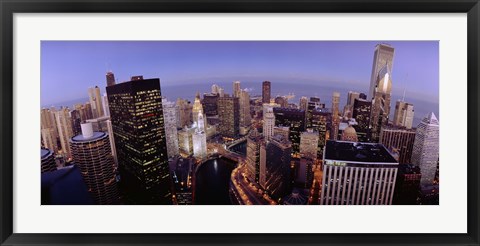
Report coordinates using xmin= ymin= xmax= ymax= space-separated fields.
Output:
xmin=106 ymin=71 xmax=116 ymax=87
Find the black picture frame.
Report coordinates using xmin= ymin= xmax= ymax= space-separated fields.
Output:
xmin=1 ymin=0 xmax=479 ymax=245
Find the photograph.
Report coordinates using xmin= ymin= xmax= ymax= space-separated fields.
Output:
xmin=40 ymin=41 xmax=439 ymax=206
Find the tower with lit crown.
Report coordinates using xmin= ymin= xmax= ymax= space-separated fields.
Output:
xmin=192 ymin=110 xmax=207 ymax=159
xmin=370 ymin=64 xmax=392 ymax=142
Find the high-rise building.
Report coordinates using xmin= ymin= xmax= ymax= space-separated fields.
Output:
xmin=163 ymin=100 xmax=180 ymax=158
xmin=41 ymin=108 xmax=59 ymax=153
xmin=211 ymin=84 xmax=220 ymax=94
xmin=343 ymin=91 xmax=361 ymax=118
xmin=70 ymin=109 xmax=82 ymax=136
xmin=411 ymin=112 xmax=439 ymax=186
xmin=54 ymin=107 xmax=74 ymax=160
xmin=320 ymin=141 xmax=399 ymax=205
xmin=202 ymin=93 xmax=219 ymax=116
xmin=217 ymin=96 xmax=240 ymax=138
xmin=369 ymin=64 xmax=392 ymax=142
xmin=41 ymin=148 xmax=57 ymax=173
xmin=379 ymin=125 xmax=416 ymax=164
xmin=393 ymin=164 xmax=421 ymax=205
xmin=273 ymin=107 xmax=306 ymax=157
xmin=106 ymin=77 xmax=172 ymax=204
xmin=352 ymin=98 xmax=372 ymax=142
xmin=246 ymin=129 xmax=265 ymax=183
xmin=308 ymin=108 xmax=331 ymax=159
xmin=102 ymin=93 xmax=110 ymax=117
xmin=299 ymin=96 xmax=308 ymax=111
xmin=393 ymin=100 xmax=414 ymax=129
xmin=239 ymin=89 xmax=252 ymax=135
xmin=70 ymin=123 xmax=119 ymax=205
xmin=106 ymin=71 xmax=116 ymax=87
xmin=264 ymin=134 xmax=292 ymax=200
xmin=176 ymin=98 xmax=193 ymax=128
xmin=262 ymin=81 xmax=271 ymax=104
xmin=178 ymin=126 xmax=195 ymax=155
xmin=106 ymin=119 xmax=117 ymax=166
xmin=192 ymin=111 xmax=207 ymax=160
xmin=369 ymin=43 xmax=395 ymax=99
xmin=233 ymin=81 xmax=241 ymax=98
xmin=263 ymin=107 xmax=275 ymax=141
xmin=88 ymin=86 xmax=104 ymax=118
xmin=331 ymin=92 xmax=340 ymax=141
xmin=192 ymin=92 xmax=204 ymax=126
xmin=300 ymin=129 xmax=319 ymax=160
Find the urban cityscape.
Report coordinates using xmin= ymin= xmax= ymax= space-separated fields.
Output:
xmin=40 ymin=41 xmax=439 ymax=205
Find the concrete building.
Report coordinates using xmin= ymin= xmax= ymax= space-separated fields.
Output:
xmin=411 ymin=112 xmax=439 ymax=186
xmin=368 ymin=43 xmax=395 ymax=99
xmin=300 ymin=129 xmax=319 ymax=160
xmin=163 ymin=100 xmax=180 ymax=158
xmin=380 ymin=125 xmax=416 ymax=164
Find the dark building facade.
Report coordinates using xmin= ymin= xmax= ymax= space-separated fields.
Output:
xmin=273 ymin=108 xmax=306 ymax=157
xmin=262 ymin=81 xmax=271 ymax=103
xmin=106 ymin=71 xmax=116 ymax=87
xmin=352 ymin=98 xmax=372 ymax=142
xmin=217 ymin=96 xmax=240 ymax=138
xmin=393 ymin=164 xmax=421 ymax=205
xmin=202 ymin=93 xmax=219 ymax=117
xmin=106 ymin=78 xmax=172 ymax=204
xmin=265 ymin=135 xmax=292 ymax=201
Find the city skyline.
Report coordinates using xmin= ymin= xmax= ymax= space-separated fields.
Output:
xmin=40 ymin=41 xmax=440 ymax=205
xmin=41 ymin=41 xmax=439 ymax=106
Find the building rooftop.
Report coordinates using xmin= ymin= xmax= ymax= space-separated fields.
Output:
xmin=71 ymin=132 xmax=106 ymax=142
xmin=324 ymin=140 xmax=397 ymax=164
xmin=41 ymin=148 xmax=53 ymax=160
xmin=41 ymin=165 xmax=94 ymax=205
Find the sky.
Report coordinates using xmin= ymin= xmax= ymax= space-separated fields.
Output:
xmin=41 ymin=41 xmax=439 ymax=110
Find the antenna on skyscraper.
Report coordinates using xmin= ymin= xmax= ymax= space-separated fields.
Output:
xmin=402 ymin=73 xmax=408 ymax=101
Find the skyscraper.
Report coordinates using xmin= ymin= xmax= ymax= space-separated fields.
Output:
xmin=202 ymin=93 xmax=219 ymax=116
xmin=331 ymin=92 xmax=340 ymax=141
xmin=299 ymin=96 xmax=308 ymax=111
xmin=263 ymin=107 xmax=275 ymax=141
xmin=41 ymin=108 xmax=59 ymax=153
xmin=70 ymin=122 xmax=119 ymax=205
xmin=264 ymin=134 xmax=292 ymax=200
xmin=299 ymin=129 xmax=319 ymax=160
xmin=102 ymin=93 xmax=110 ymax=117
xmin=380 ymin=125 xmax=416 ymax=164
xmin=393 ymin=100 xmax=414 ymax=129
xmin=54 ymin=107 xmax=74 ymax=160
xmin=246 ymin=128 xmax=265 ymax=184
xmin=217 ymin=95 xmax=240 ymax=138
xmin=233 ymin=81 xmax=241 ymax=98
xmin=352 ymin=98 xmax=372 ymax=142
xmin=262 ymin=81 xmax=271 ymax=104
xmin=192 ymin=111 xmax=207 ymax=160
xmin=163 ymin=100 xmax=180 ymax=158
xmin=239 ymin=89 xmax=252 ymax=135
xmin=88 ymin=86 xmax=104 ymax=118
xmin=192 ymin=92 xmax=204 ymax=126
xmin=308 ymin=108 xmax=331 ymax=159
xmin=370 ymin=64 xmax=392 ymax=143
xmin=320 ymin=141 xmax=399 ymax=205
xmin=411 ymin=112 xmax=439 ymax=186
xmin=176 ymin=98 xmax=193 ymax=128
xmin=106 ymin=77 xmax=172 ymax=204
xmin=106 ymin=71 xmax=116 ymax=87
xmin=343 ymin=91 xmax=361 ymax=118
xmin=369 ymin=43 xmax=395 ymax=99
xmin=273 ymin=108 xmax=306 ymax=157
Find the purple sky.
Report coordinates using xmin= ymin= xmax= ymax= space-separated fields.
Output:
xmin=41 ymin=41 xmax=439 ymax=107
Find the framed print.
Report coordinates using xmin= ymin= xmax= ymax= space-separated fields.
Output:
xmin=1 ymin=0 xmax=479 ymax=245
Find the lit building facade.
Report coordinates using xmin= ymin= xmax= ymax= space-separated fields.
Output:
xmin=192 ymin=111 xmax=207 ymax=160
xmin=202 ymin=93 xmax=219 ymax=117
xmin=246 ymin=129 xmax=265 ymax=183
xmin=239 ymin=89 xmax=252 ymax=135
xmin=411 ymin=112 xmax=439 ymax=186
xmin=379 ymin=125 xmax=416 ymax=164
xmin=320 ymin=141 xmax=399 ymax=205
xmin=273 ymin=107 xmax=306 ymax=157
xmin=106 ymin=77 xmax=172 ymax=204
xmin=331 ymin=92 xmax=341 ymax=140
xmin=300 ymin=129 xmax=319 ymax=160
xmin=308 ymin=107 xmax=331 ymax=159
xmin=163 ymin=100 xmax=180 ymax=158
xmin=352 ymin=98 xmax=372 ymax=142
xmin=54 ymin=107 xmax=74 ymax=160
xmin=70 ymin=123 xmax=119 ymax=205
xmin=88 ymin=86 xmax=104 ymax=118
xmin=218 ymin=95 xmax=240 ymax=138
xmin=263 ymin=107 xmax=275 ymax=141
